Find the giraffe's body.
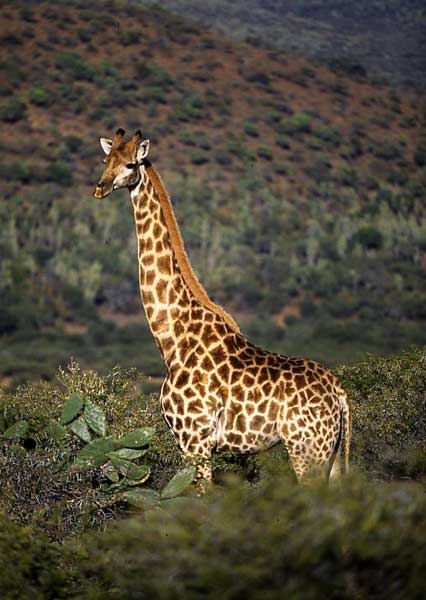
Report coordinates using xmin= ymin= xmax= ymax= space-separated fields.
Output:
xmin=94 ymin=129 xmax=351 ymax=484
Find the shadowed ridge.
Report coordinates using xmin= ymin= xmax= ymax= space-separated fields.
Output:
xmin=146 ymin=163 xmax=240 ymax=333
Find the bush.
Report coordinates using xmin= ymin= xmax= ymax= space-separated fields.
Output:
xmin=178 ymin=129 xmax=196 ymax=146
xmin=371 ymin=136 xmax=404 ymax=160
xmin=0 ymin=516 xmax=66 ymax=600
xmin=244 ymin=121 xmax=259 ymax=137
xmin=135 ymin=61 xmax=174 ymax=86
xmin=414 ymin=141 xmax=426 ymax=167
xmin=45 ymin=162 xmax=73 ymax=186
xmin=402 ymin=293 xmax=426 ymax=320
xmin=120 ymin=30 xmax=141 ymax=45
xmin=189 ymin=149 xmax=209 ymax=165
xmin=313 ymin=123 xmax=341 ymax=147
xmin=0 ymin=160 xmax=32 ymax=183
xmin=279 ymin=112 xmax=312 ymax=135
xmin=73 ymin=474 xmax=426 ymax=600
xmin=176 ymin=95 xmax=206 ymax=121
xmin=0 ymin=362 xmax=182 ymax=534
xmin=257 ymin=145 xmax=273 ymax=160
xmin=352 ymin=226 xmax=383 ymax=250
xmin=337 ymin=348 xmax=426 ymax=477
xmin=275 ymin=134 xmax=290 ymax=149
xmin=64 ymin=135 xmax=84 ymax=153
xmin=337 ymin=166 xmax=358 ymax=187
xmin=28 ymin=86 xmax=50 ymax=107
xmin=0 ymin=98 xmax=26 ymax=122
xmin=55 ymin=52 xmax=97 ymax=81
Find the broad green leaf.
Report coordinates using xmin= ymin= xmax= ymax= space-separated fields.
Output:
xmin=109 ymin=454 xmax=133 ymax=476
xmin=160 ymin=466 xmax=196 ymax=500
xmin=118 ymin=427 xmax=155 ymax=448
xmin=2 ymin=420 xmax=29 ymax=439
xmin=124 ymin=463 xmax=151 ymax=483
xmin=74 ymin=436 xmax=118 ymax=467
xmin=49 ymin=420 xmax=67 ymax=442
xmin=69 ymin=416 xmax=92 ymax=443
xmin=108 ymin=456 xmax=150 ymax=484
xmin=60 ymin=393 xmax=84 ymax=425
xmin=84 ymin=400 xmax=107 ymax=437
xmin=124 ymin=488 xmax=159 ymax=508
xmin=108 ymin=448 xmax=148 ymax=461
xmin=101 ymin=461 xmax=119 ymax=483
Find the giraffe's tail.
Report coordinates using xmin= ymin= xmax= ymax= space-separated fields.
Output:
xmin=339 ymin=389 xmax=352 ymax=476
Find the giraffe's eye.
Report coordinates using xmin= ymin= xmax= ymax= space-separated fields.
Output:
xmin=126 ymin=162 xmax=136 ymax=169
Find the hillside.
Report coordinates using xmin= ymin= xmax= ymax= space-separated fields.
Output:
xmin=1 ymin=0 xmax=426 ymax=387
xmin=139 ymin=0 xmax=426 ymax=88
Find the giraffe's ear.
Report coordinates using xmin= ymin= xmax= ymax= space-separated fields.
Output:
xmin=136 ymin=139 xmax=150 ymax=163
xmin=100 ymin=137 xmax=113 ymax=155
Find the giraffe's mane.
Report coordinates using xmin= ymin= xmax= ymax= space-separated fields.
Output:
xmin=145 ymin=163 xmax=240 ymax=333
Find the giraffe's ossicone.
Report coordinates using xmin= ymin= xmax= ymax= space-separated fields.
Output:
xmin=94 ymin=129 xmax=351 ymax=486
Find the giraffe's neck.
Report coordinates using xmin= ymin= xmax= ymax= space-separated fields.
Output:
xmin=130 ymin=163 xmax=239 ymax=368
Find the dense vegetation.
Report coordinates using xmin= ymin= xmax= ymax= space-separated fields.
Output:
xmin=140 ymin=0 xmax=426 ymax=88
xmin=0 ymin=0 xmax=425 ymax=388
xmin=0 ymin=348 xmax=425 ymax=598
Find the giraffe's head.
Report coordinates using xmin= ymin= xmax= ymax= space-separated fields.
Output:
xmin=94 ymin=129 xmax=150 ymax=199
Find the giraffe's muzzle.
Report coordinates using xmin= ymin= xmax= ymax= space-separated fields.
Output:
xmin=94 ymin=180 xmax=111 ymax=199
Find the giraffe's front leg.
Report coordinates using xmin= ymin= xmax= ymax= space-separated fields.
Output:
xmin=183 ymin=441 xmax=213 ymax=494
xmin=161 ymin=388 xmax=215 ymax=493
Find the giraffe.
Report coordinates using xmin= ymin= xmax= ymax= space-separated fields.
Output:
xmin=94 ymin=128 xmax=351 ymax=487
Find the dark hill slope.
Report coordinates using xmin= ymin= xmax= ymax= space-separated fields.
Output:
xmin=139 ymin=0 xmax=426 ymax=88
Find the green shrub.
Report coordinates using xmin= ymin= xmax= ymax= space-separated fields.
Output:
xmin=176 ymin=95 xmax=206 ymax=121
xmin=28 ymin=86 xmax=49 ymax=107
xmin=337 ymin=348 xmax=426 ymax=477
xmin=305 ymin=135 xmax=323 ymax=150
xmin=244 ymin=70 xmax=270 ymax=86
xmin=0 ymin=98 xmax=26 ymax=122
xmin=414 ymin=141 xmax=426 ymax=167
xmin=275 ymin=134 xmax=290 ymax=149
xmin=0 ymin=362 xmax=184 ymax=532
xmin=371 ymin=136 xmax=404 ymax=160
xmin=64 ymin=135 xmax=84 ymax=153
xmin=244 ymin=121 xmax=259 ymax=137
xmin=0 ymin=516 xmax=66 ymax=600
xmin=279 ymin=112 xmax=312 ymax=135
xmin=257 ymin=145 xmax=273 ymax=160
xmin=305 ymin=155 xmax=331 ymax=182
xmin=140 ymin=85 xmax=167 ymax=104
xmin=45 ymin=162 xmax=73 ymax=186
xmin=189 ymin=149 xmax=209 ymax=165
xmin=135 ymin=61 xmax=174 ymax=86
xmin=178 ymin=129 xmax=196 ymax=146
xmin=313 ymin=123 xmax=342 ymax=147
xmin=400 ymin=115 xmax=417 ymax=129
xmin=55 ymin=52 xmax=97 ymax=81
xmin=337 ymin=166 xmax=358 ymax=187
xmin=120 ymin=30 xmax=141 ymax=46
xmin=0 ymin=160 xmax=32 ymax=183
xmin=352 ymin=226 xmax=383 ymax=250
xmin=73 ymin=474 xmax=426 ymax=600
xmin=402 ymin=293 xmax=426 ymax=320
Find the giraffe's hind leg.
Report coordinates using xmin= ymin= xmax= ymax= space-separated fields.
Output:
xmin=279 ymin=433 xmax=333 ymax=483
